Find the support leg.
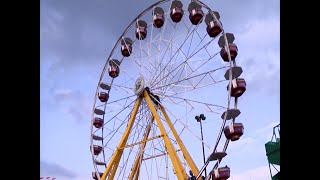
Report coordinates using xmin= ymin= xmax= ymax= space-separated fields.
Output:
xmin=144 ymin=90 xmax=188 ymax=180
xmin=101 ymin=97 xmax=142 ymax=180
xmin=128 ymin=117 xmax=155 ymax=179
xmin=160 ymin=105 xmax=200 ymax=177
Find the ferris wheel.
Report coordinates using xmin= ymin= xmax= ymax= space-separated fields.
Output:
xmin=90 ymin=0 xmax=247 ymax=179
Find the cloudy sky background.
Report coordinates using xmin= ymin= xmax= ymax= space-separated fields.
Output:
xmin=40 ymin=0 xmax=279 ymax=179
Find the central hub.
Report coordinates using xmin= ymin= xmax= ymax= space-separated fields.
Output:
xmin=134 ymin=77 xmax=161 ymax=105
xmin=134 ymin=77 xmax=145 ymax=96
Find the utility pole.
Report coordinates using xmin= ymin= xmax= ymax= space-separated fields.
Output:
xmin=195 ymin=114 xmax=207 ymax=178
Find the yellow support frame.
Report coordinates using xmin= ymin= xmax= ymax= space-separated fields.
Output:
xmin=119 ymin=135 xmax=162 ymax=150
xmin=159 ymin=104 xmax=199 ymax=177
xmin=143 ymin=90 xmax=188 ymax=179
xmin=100 ymin=90 xmax=199 ymax=180
xmin=128 ymin=116 xmax=155 ymax=180
xmin=101 ymin=96 xmax=142 ymax=180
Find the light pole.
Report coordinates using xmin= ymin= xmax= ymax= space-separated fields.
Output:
xmin=195 ymin=114 xmax=207 ymax=178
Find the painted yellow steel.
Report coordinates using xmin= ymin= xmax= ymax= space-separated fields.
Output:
xmin=119 ymin=135 xmax=162 ymax=150
xmin=100 ymin=90 xmax=197 ymax=180
xmin=128 ymin=117 xmax=155 ymax=180
xmin=108 ymin=160 xmax=119 ymax=179
xmin=100 ymin=97 xmax=142 ymax=180
xmin=143 ymin=90 xmax=188 ymax=180
xmin=160 ymin=104 xmax=200 ymax=177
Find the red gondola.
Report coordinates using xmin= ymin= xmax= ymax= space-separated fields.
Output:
xmin=98 ymin=92 xmax=109 ymax=102
xmin=92 ymin=172 xmax=103 ymax=180
xmin=93 ymin=117 xmax=103 ymax=128
xmin=189 ymin=8 xmax=204 ymax=25
xmin=227 ymin=78 xmax=246 ymax=98
xmin=224 ymin=123 xmax=244 ymax=141
xmin=91 ymin=145 xmax=102 ymax=156
xmin=211 ymin=166 xmax=230 ymax=180
xmin=206 ymin=20 xmax=222 ymax=38
xmin=108 ymin=65 xmax=120 ymax=78
xmin=170 ymin=7 xmax=183 ymax=22
xmin=220 ymin=43 xmax=238 ymax=62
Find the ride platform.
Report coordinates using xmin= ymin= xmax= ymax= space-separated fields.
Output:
xmin=265 ymin=123 xmax=280 ymax=180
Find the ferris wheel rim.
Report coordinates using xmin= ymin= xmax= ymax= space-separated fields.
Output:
xmin=89 ymin=0 xmax=243 ymax=179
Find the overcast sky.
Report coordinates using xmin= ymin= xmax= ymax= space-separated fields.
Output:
xmin=40 ymin=0 xmax=279 ymax=179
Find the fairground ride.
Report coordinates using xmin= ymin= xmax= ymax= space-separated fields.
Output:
xmin=265 ymin=123 xmax=280 ymax=180
xmin=90 ymin=0 xmax=248 ymax=179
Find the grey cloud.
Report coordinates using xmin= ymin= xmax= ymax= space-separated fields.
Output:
xmin=241 ymin=56 xmax=279 ymax=97
xmin=248 ymin=68 xmax=279 ymax=96
xmin=40 ymin=0 xmax=279 ymax=70
xmin=40 ymin=0 xmax=279 ymax=117
xmin=41 ymin=0 xmax=159 ymax=70
xmin=233 ymin=15 xmax=280 ymax=97
xmin=249 ymin=63 xmax=279 ymax=97
xmin=203 ymin=0 xmax=279 ymax=31
xmin=40 ymin=160 xmax=77 ymax=178
xmin=49 ymin=88 xmax=92 ymax=123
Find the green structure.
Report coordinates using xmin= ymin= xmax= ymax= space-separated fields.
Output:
xmin=265 ymin=123 xmax=280 ymax=180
